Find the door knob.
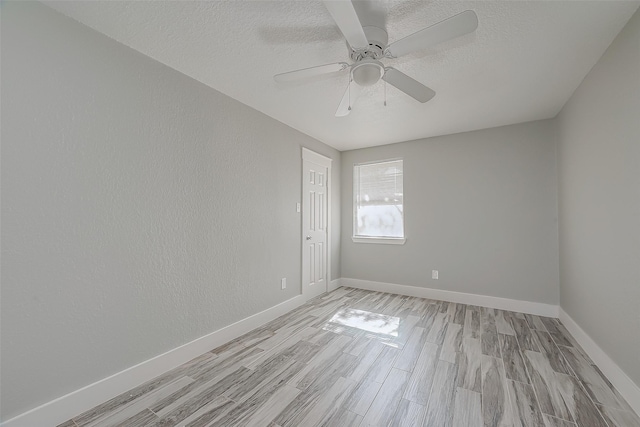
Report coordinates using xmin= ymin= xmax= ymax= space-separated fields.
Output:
xmin=306 ymin=236 xmax=312 ymax=240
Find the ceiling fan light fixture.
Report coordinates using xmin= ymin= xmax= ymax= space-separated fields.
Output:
xmin=276 ymin=1 xmax=479 ymax=116
xmin=351 ymin=60 xmax=384 ymax=86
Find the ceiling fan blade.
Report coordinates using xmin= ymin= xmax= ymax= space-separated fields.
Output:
xmin=382 ymin=68 xmax=435 ymax=103
xmin=323 ymin=0 xmax=369 ymax=50
xmin=274 ymin=62 xmax=349 ymax=82
xmin=385 ymin=10 xmax=478 ymax=58
xmin=335 ymin=82 xmax=362 ymax=117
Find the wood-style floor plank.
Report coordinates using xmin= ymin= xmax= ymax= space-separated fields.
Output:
xmin=286 ymin=334 xmax=353 ymax=390
xmin=507 ymin=379 xmax=545 ymax=427
xmin=559 ymin=345 xmax=632 ymax=411
xmin=275 ymin=376 xmax=352 ymax=427
xmin=320 ymin=408 xmax=363 ymax=427
xmin=56 ymin=288 xmax=636 ymax=427
xmin=361 ymin=368 xmax=411 ymax=426
xmin=403 ymin=342 xmax=440 ymax=405
xmin=242 ymin=385 xmax=300 ymax=427
xmin=597 ymin=404 xmax=640 ymax=427
xmin=216 ymin=361 xmax=306 ymax=426
xmin=425 ymin=312 xmax=449 ymax=345
xmin=531 ymin=330 xmax=574 ymax=376
xmin=456 ymin=337 xmax=482 ymax=393
xmin=523 ymin=350 xmax=574 ymax=422
xmin=424 ymin=360 xmax=458 ymax=427
xmin=511 ymin=316 xmax=540 ymax=352
xmin=368 ymin=345 xmax=400 ymax=384
xmin=524 ymin=314 xmax=547 ymax=331
xmin=440 ymin=323 xmax=463 ymax=363
xmin=343 ymin=377 xmax=381 ymax=416
xmin=394 ymin=314 xmax=421 ymax=348
xmin=495 ymin=310 xmax=516 ymax=336
xmin=452 ymin=387 xmax=482 ymax=427
xmin=86 ymin=376 xmax=194 ymax=427
xmin=72 ymin=353 xmax=217 ymax=426
xmin=394 ymin=327 xmax=427 ymax=371
xmin=451 ymin=303 xmax=466 ymax=325
xmin=156 ymin=395 xmax=232 ymax=427
xmin=543 ymin=414 xmax=576 ymax=427
xmin=555 ymin=373 xmax=609 ymax=427
xmin=348 ymin=340 xmax=385 ymax=383
xmin=291 ymin=376 xmax=357 ymax=426
xmin=500 ymin=334 xmax=530 ymax=384
xmin=481 ymin=355 xmax=514 ymax=427
xmin=540 ymin=317 xmax=574 ymax=348
xmin=464 ymin=306 xmax=481 ymax=339
xmin=481 ymin=307 xmax=501 ymax=359
xmin=389 ymin=399 xmax=427 ymax=427
xmin=224 ymin=354 xmax=300 ymax=403
xmin=116 ymin=409 xmax=158 ymax=427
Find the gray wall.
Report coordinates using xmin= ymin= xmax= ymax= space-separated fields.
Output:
xmin=556 ymin=9 xmax=640 ymax=386
xmin=0 ymin=2 xmax=340 ymax=420
xmin=341 ymin=120 xmax=560 ymax=305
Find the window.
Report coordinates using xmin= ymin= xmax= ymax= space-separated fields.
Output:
xmin=353 ymin=159 xmax=405 ymax=244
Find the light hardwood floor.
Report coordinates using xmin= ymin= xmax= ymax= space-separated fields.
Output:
xmin=58 ymin=287 xmax=640 ymax=427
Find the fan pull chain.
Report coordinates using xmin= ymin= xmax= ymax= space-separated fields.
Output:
xmin=348 ymin=77 xmax=352 ymax=111
xmin=384 ymin=80 xmax=387 ymax=107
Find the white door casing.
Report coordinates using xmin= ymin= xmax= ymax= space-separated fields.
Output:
xmin=302 ymin=148 xmax=331 ymax=300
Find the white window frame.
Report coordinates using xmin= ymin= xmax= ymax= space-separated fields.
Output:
xmin=352 ymin=159 xmax=406 ymax=245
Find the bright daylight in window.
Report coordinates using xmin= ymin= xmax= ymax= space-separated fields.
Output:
xmin=353 ymin=159 xmax=404 ymax=243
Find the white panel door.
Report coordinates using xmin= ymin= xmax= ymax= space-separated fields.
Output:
xmin=302 ymin=153 xmax=330 ymax=300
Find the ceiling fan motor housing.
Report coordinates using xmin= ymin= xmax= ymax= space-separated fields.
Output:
xmin=349 ymin=26 xmax=388 ymax=86
xmin=350 ymin=26 xmax=388 ymax=61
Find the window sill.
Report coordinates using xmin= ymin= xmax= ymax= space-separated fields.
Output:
xmin=351 ymin=236 xmax=406 ymax=245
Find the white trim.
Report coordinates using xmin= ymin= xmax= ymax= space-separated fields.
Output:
xmin=1 ymin=295 xmax=305 ymax=427
xmin=351 ymin=237 xmax=406 ymax=245
xmin=559 ymin=308 xmax=640 ymax=416
xmin=302 ymin=147 xmax=332 ymax=168
xmin=328 ymin=279 xmax=342 ymax=292
xmin=326 ymin=159 xmax=332 ymax=297
xmin=341 ymin=278 xmax=559 ymax=317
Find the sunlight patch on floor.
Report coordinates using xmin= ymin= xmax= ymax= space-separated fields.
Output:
xmin=326 ymin=308 xmax=400 ymax=337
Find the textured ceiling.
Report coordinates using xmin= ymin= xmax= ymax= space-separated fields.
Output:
xmin=46 ymin=1 xmax=639 ymax=151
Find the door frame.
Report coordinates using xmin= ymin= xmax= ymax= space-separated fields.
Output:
xmin=301 ymin=147 xmax=332 ymax=300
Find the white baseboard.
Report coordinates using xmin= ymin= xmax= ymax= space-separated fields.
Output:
xmin=341 ymin=278 xmax=559 ymax=317
xmin=328 ymin=278 xmax=342 ymax=292
xmin=1 ymin=295 xmax=306 ymax=427
xmin=559 ymin=309 xmax=640 ymax=416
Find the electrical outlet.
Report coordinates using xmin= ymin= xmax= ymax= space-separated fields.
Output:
xmin=432 ymin=270 xmax=438 ymax=280
xmin=296 ymin=203 xmax=301 ymax=213
xmin=281 ymin=278 xmax=287 ymax=290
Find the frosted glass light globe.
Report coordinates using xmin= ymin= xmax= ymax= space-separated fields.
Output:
xmin=352 ymin=60 xmax=384 ymax=86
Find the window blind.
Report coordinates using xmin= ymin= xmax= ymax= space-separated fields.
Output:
xmin=354 ymin=160 xmax=404 ymax=238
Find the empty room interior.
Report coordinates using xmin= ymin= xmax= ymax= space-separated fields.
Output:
xmin=2 ymin=1 xmax=640 ymax=426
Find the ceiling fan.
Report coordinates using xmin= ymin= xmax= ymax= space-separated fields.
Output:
xmin=274 ymin=1 xmax=478 ymax=117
